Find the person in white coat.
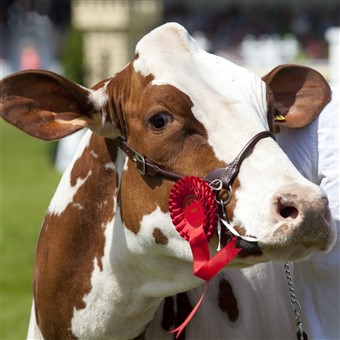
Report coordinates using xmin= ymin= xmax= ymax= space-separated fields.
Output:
xmin=277 ymin=87 xmax=340 ymax=339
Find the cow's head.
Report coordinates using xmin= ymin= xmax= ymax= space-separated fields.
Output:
xmin=0 ymin=23 xmax=335 ymax=271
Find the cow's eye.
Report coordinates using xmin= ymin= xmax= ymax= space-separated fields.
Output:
xmin=148 ymin=113 xmax=173 ymax=130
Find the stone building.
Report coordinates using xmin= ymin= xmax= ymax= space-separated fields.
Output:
xmin=72 ymin=0 xmax=162 ymax=86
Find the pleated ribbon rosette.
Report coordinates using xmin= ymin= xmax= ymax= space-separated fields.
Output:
xmin=168 ymin=176 xmax=241 ymax=337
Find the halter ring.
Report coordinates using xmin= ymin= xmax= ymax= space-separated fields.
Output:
xmin=216 ymin=184 xmax=233 ymax=206
xmin=209 ymin=179 xmax=223 ymax=191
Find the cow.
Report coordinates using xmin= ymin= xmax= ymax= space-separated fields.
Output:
xmin=0 ymin=23 xmax=336 ymax=339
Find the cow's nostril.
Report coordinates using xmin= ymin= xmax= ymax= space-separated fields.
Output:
xmin=277 ymin=195 xmax=299 ymax=219
xmin=279 ymin=205 xmax=299 ymax=219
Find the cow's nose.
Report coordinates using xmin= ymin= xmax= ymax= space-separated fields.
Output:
xmin=259 ymin=184 xmax=336 ymax=260
xmin=275 ymin=192 xmax=331 ymax=225
xmin=271 ymin=184 xmax=334 ymax=251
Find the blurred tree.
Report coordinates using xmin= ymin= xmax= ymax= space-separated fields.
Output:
xmin=61 ymin=27 xmax=84 ymax=84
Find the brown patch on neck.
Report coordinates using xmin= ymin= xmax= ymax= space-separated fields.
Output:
xmin=153 ymin=227 xmax=169 ymax=245
xmin=120 ymin=167 xmax=172 ymax=234
xmin=218 ymin=278 xmax=239 ymax=322
xmin=34 ymin=135 xmax=118 ymax=338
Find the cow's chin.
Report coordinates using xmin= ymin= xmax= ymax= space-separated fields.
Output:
xmin=225 ymin=247 xmax=320 ymax=269
xmin=258 ymin=221 xmax=336 ymax=263
xmin=231 ymin=239 xmax=335 ymax=268
xmin=260 ymin=239 xmax=334 ymax=262
xmin=222 ymin=238 xmax=335 ymax=269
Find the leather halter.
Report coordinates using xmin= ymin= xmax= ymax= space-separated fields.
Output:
xmin=116 ymin=131 xmax=276 ymax=187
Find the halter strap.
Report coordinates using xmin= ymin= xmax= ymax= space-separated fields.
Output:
xmin=116 ymin=131 xmax=276 ymax=188
xmin=205 ymin=131 xmax=276 ymax=187
xmin=116 ymin=138 xmax=183 ymax=181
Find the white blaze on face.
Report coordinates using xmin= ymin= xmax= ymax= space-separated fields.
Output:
xmin=134 ymin=23 xmax=269 ymax=161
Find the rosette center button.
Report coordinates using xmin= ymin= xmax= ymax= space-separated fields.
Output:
xmin=183 ymin=194 xmax=205 ymax=228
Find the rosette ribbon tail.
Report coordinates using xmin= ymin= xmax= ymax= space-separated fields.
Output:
xmin=169 ymin=282 xmax=209 ymax=339
xmin=192 ymin=236 xmax=241 ymax=281
xmin=169 ymin=229 xmax=241 ymax=338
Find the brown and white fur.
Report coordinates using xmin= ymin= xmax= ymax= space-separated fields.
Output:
xmin=0 ymin=23 xmax=335 ymax=339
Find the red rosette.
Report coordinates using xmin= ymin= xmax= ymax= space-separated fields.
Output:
xmin=168 ymin=176 xmax=241 ymax=339
xmin=169 ymin=176 xmax=218 ymax=241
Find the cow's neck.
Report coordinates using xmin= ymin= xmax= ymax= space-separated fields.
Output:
xmin=64 ymin=132 xmax=203 ymax=338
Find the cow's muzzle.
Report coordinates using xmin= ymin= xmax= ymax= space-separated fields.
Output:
xmin=259 ymin=184 xmax=336 ymax=260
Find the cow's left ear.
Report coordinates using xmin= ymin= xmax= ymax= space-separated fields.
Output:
xmin=262 ymin=64 xmax=331 ymax=128
xmin=0 ymin=70 xmax=119 ymax=141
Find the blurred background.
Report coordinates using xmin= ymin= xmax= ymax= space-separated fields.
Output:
xmin=1 ymin=0 xmax=339 ymax=338
xmin=1 ymin=0 xmax=340 ymax=85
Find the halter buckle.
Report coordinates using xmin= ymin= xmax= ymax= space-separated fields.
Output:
xmin=133 ymin=152 xmax=146 ymax=175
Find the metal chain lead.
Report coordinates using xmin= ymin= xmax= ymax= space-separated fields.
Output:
xmin=284 ymin=262 xmax=308 ymax=340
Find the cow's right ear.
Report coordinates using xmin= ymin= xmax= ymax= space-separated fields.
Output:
xmin=262 ymin=64 xmax=331 ymax=128
xmin=0 ymin=70 xmax=119 ymax=141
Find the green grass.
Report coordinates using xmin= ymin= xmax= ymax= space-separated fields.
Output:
xmin=1 ymin=120 xmax=61 ymax=339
